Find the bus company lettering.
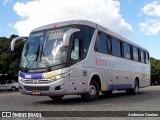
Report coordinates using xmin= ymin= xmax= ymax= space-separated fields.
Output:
xmin=96 ymin=58 xmax=107 ymax=67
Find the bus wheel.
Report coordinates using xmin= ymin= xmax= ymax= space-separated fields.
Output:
xmin=81 ymin=80 xmax=99 ymax=101
xmin=49 ymin=95 xmax=64 ymax=101
xmin=101 ymin=91 xmax=112 ymax=96
xmin=126 ymin=80 xmax=139 ymax=95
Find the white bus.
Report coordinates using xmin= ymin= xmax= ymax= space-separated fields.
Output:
xmin=11 ymin=20 xmax=150 ymax=101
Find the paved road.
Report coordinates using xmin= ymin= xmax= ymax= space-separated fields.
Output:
xmin=0 ymin=86 xmax=160 ymax=119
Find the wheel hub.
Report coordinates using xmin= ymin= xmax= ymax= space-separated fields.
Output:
xmin=89 ymin=85 xmax=96 ymax=96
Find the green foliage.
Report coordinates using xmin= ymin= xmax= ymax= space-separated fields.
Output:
xmin=0 ymin=35 xmax=24 ymax=81
xmin=150 ymin=57 xmax=160 ymax=85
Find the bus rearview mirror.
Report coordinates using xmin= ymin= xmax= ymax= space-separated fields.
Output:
xmin=11 ymin=36 xmax=28 ymax=51
xmin=63 ymin=28 xmax=80 ymax=46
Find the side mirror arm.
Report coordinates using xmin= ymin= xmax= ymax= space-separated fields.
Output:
xmin=63 ymin=28 xmax=80 ymax=46
xmin=11 ymin=36 xmax=28 ymax=51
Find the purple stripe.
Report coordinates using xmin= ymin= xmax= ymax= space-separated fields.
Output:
xmin=108 ymin=84 xmax=132 ymax=91
xmin=19 ymin=71 xmax=43 ymax=79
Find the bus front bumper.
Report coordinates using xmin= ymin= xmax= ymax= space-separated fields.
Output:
xmin=18 ymin=77 xmax=70 ymax=96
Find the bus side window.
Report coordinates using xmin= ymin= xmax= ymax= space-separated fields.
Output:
xmin=71 ymin=38 xmax=81 ymax=60
xmin=128 ymin=44 xmax=131 ymax=59
xmin=145 ymin=52 xmax=150 ymax=64
xmin=133 ymin=47 xmax=138 ymax=61
xmin=141 ymin=50 xmax=145 ymax=63
xmin=111 ymin=37 xmax=121 ymax=57
xmin=120 ymin=41 xmax=124 ymax=58
xmin=95 ymin=32 xmax=108 ymax=54
xmin=138 ymin=49 xmax=141 ymax=62
xmin=130 ymin=46 xmax=133 ymax=60
xmin=148 ymin=52 xmax=150 ymax=63
xmin=107 ymin=36 xmax=111 ymax=54
xmin=123 ymin=42 xmax=131 ymax=59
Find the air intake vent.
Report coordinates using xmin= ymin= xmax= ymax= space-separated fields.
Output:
xmin=24 ymin=86 xmax=50 ymax=91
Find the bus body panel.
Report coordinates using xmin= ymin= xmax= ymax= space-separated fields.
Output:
xmin=83 ymin=49 xmax=150 ymax=91
xmin=69 ymin=62 xmax=83 ymax=94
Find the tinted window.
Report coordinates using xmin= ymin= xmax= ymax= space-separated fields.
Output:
xmin=74 ymin=25 xmax=95 ymax=59
xmin=138 ymin=49 xmax=141 ymax=62
xmin=145 ymin=52 xmax=150 ymax=64
xmin=96 ymin=32 xmax=108 ymax=53
xmin=141 ymin=50 xmax=145 ymax=63
xmin=69 ymin=25 xmax=95 ymax=66
xmin=111 ymin=38 xmax=121 ymax=57
xmin=7 ymin=81 xmax=12 ymax=84
xmin=133 ymin=47 xmax=138 ymax=61
xmin=0 ymin=81 xmax=6 ymax=85
xmin=123 ymin=42 xmax=131 ymax=59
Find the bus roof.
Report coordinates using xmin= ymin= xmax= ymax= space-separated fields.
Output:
xmin=31 ymin=20 xmax=148 ymax=52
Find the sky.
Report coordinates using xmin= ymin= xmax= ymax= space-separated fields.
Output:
xmin=0 ymin=0 xmax=160 ymax=59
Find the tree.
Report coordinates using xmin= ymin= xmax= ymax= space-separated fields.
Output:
xmin=0 ymin=35 xmax=24 ymax=82
xmin=150 ymin=57 xmax=160 ymax=85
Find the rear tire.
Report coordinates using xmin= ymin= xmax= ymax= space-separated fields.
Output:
xmin=49 ymin=95 xmax=64 ymax=101
xmin=126 ymin=80 xmax=139 ymax=95
xmin=81 ymin=80 xmax=99 ymax=101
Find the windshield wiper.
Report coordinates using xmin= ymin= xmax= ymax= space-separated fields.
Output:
xmin=39 ymin=44 xmax=44 ymax=61
xmin=36 ymin=44 xmax=40 ymax=61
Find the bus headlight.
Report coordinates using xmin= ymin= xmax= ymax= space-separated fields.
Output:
xmin=18 ymin=77 xmax=22 ymax=81
xmin=50 ymin=71 xmax=71 ymax=81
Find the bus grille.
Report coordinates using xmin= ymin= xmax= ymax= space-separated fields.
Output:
xmin=22 ymin=79 xmax=52 ymax=84
xmin=24 ymin=86 xmax=50 ymax=91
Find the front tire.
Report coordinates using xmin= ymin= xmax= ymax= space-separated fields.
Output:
xmin=49 ymin=95 xmax=64 ymax=101
xmin=81 ymin=80 xmax=100 ymax=101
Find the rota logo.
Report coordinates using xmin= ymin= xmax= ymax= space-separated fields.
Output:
xmin=96 ymin=58 xmax=107 ymax=67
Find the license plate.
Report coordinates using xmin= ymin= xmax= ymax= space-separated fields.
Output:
xmin=32 ymin=90 xmax=41 ymax=95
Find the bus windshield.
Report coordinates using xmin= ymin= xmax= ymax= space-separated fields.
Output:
xmin=20 ymin=27 xmax=70 ymax=70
